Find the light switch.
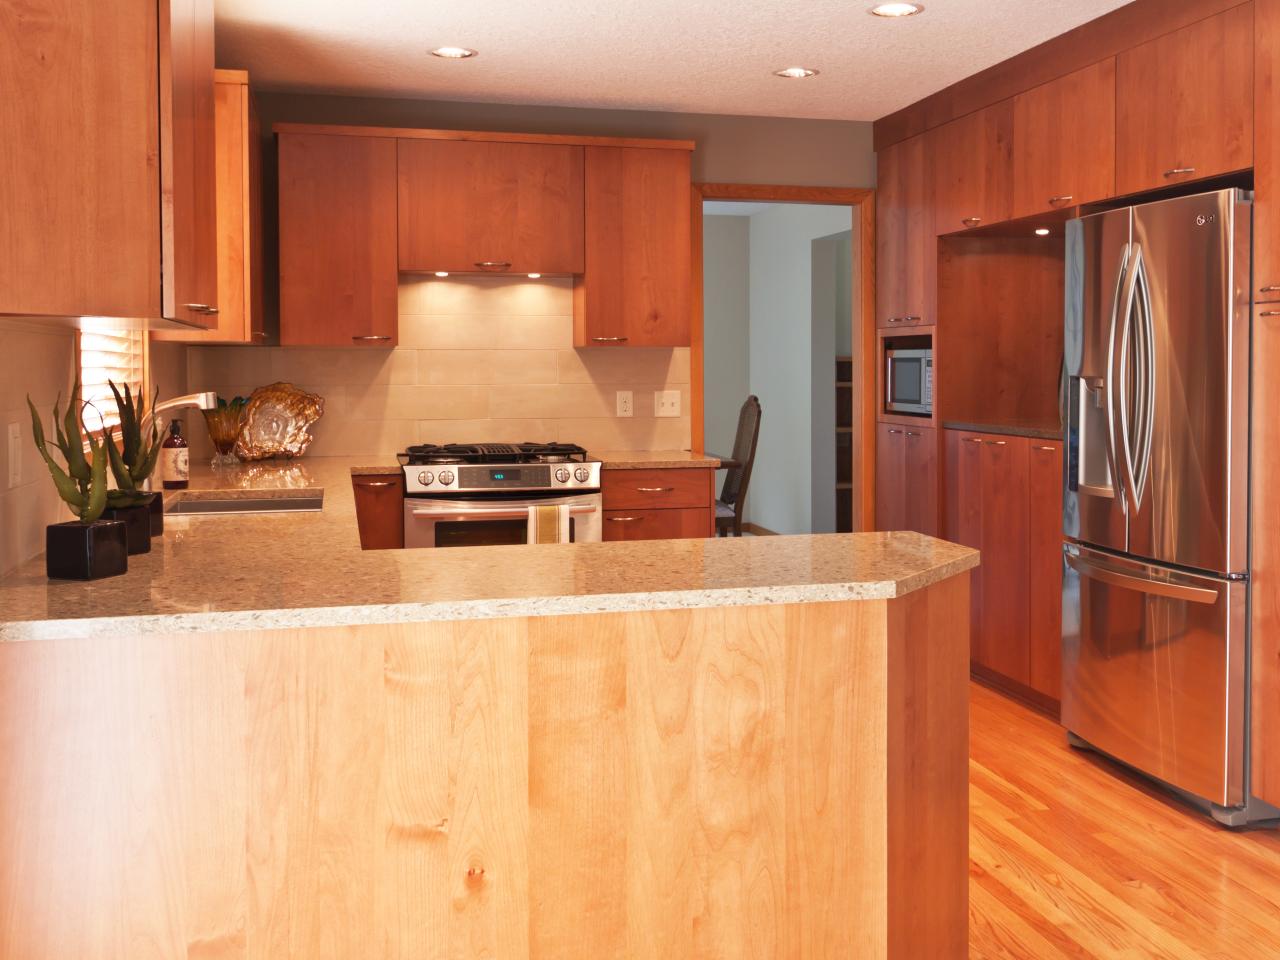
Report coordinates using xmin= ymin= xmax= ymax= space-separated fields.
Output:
xmin=654 ymin=390 xmax=681 ymax=418
xmin=616 ymin=391 xmax=633 ymax=417
xmin=7 ymin=422 xmax=20 ymax=488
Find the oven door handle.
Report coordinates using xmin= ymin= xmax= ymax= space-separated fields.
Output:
xmin=410 ymin=504 xmax=598 ymax=521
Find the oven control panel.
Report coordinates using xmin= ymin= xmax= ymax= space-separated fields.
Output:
xmin=404 ymin=460 xmax=601 ymax=495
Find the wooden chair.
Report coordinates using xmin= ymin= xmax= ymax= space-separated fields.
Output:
xmin=712 ymin=395 xmax=761 ymax=537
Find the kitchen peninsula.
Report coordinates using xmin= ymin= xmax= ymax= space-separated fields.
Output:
xmin=0 ymin=459 xmax=976 ymax=959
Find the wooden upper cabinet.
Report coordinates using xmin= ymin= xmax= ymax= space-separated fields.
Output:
xmin=1257 ymin=0 xmax=1280 ymax=303
xmin=876 ymin=133 xmax=936 ymax=328
xmin=278 ymin=133 xmax=398 ymax=347
xmin=574 ymin=146 xmax=692 ymax=347
xmin=1012 ymin=59 xmax=1116 ymax=219
xmin=0 ymin=0 xmax=216 ymax=322
xmin=931 ymin=99 xmax=1013 ymax=235
xmin=160 ymin=0 xmax=218 ymax=328
xmin=154 ymin=70 xmax=264 ymax=345
xmin=397 ymin=139 xmax=585 ymax=275
xmin=1115 ymin=5 xmax=1254 ymax=195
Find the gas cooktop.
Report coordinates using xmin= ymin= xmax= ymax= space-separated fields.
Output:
xmin=399 ymin=442 xmax=601 ymax=495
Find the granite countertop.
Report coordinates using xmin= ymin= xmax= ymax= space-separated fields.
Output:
xmin=590 ymin=450 xmax=721 ymax=469
xmin=0 ymin=457 xmax=977 ymax=642
xmin=941 ymin=420 xmax=1064 ymax=441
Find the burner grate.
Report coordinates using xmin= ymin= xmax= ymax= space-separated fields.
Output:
xmin=399 ymin=441 xmax=589 ymax=466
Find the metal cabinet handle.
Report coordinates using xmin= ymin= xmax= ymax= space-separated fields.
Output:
xmin=962 ymin=436 xmax=984 ymax=444
xmin=1048 ymin=195 xmax=1074 ymax=204
xmin=886 ymin=428 xmax=904 ymax=435
xmin=1034 ymin=445 xmax=1058 ymax=452
xmin=357 ymin=480 xmax=396 ymax=488
xmin=607 ymin=516 xmax=641 ymax=522
xmin=1163 ymin=167 xmax=1196 ymax=178
xmin=1261 ymin=285 xmax=1280 ymax=293
xmin=636 ymin=486 xmax=675 ymax=493
xmin=591 ymin=336 xmax=629 ymax=343
xmin=886 ymin=315 xmax=922 ymax=323
xmin=1262 ymin=310 xmax=1280 ymax=318
xmin=961 ymin=217 xmax=982 ymax=227
xmin=183 ymin=303 xmax=213 ymax=313
xmin=252 ymin=330 xmax=269 ymax=339
xmin=905 ymin=431 xmax=922 ymax=438
xmin=474 ymin=261 xmax=512 ymax=270
xmin=352 ymin=335 xmax=392 ymax=342
xmin=985 ymin=439 xmax=1007 ymax=446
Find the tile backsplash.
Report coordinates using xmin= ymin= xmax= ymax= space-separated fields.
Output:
xmin=186 ymin=276 xmax=692 ymax=458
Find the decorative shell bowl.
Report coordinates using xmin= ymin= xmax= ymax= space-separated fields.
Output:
xmin=233 ymin=382 xmax=325 ymax=461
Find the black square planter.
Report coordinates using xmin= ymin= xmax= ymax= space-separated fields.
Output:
xmin=146 ymin=491 xmax=164 ymax=536
xmin=46 ymin=520 xmax=128 ymax=581
xmin=102 ymin=504 xmax=152 ymax=555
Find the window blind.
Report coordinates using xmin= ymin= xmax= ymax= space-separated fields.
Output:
xmin=79 ymin=329 xmax=145 ymax=430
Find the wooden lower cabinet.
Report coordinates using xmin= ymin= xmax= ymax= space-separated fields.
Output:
xmin=601 ymin=467 xmax=714 ymax=541
xmin=351 ymin=473 xmax=404 ymax=549
xmin=875 ymin=423 xmax=938 ymax=536
xmin=945 ymin=429 xmax=1062 ymax=710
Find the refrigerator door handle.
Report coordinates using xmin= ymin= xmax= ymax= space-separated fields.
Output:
xmin=1133 ymin=247 xmax=1157 ymax=507
xmin=1116 ymin=244 xmax=1145 ymax=514
xmin=1105 ymin=243 xmax=1131 ymax=513
xmin=1065 ymin=547 xmax=1220 ymax=605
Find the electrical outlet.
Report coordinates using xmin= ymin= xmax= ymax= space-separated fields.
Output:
xmin=616 ymin=390 xmax=633 ymax=417
xmin=654 ymin=390 xmax=682 ymax=418
xmin=7 ymin=422 xmax=20 ymax=489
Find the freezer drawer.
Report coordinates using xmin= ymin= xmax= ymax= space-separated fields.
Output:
xmin=1061 ymin=543 xmax=1246 ymax=807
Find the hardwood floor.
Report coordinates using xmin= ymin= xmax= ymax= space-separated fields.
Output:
xmin=970 ymin=682 xmax=1280 ymax=959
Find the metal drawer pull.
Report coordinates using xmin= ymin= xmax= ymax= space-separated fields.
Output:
xmin=636 ymin=486 xmax=675 ymax=493
xmin=1065 ymin=553 xmax=1218 ymax=605
xmin=1163 ymin=167 xmax=1196 ymax=178
xmin=961 ymin=217 xmax=982 ymax=227
xmin=985 ymin=439 xmax=1007 ymax=446
xmin=183 ymin=303 xmax=213 ymax=313
xmin=607 ymin=516 xmax=641 ymax=522
xmin=358 ymin=480 xmax=396 ymax=488
xmin=474 ymin=261 xmax=512 ymax=270
xmin=1261 ymin=285 xmax=1280 ymax=293
xmin=962 ymin=437 xmax=984 ymax=443
xmin=1048 ymin=195 xmax=1074 ymax=204
xmin=591 ymin=336 xmax=629 ymax=343
xmin=1034 ymin=445 xmax=1057 ymax=452
xmin=352 ymin=335 xmax=392 ymax=342
xmin=886 ymin=315 xmax=922 ymax=323
xmin=1262 ymin=310 xmax=1280 ymax=318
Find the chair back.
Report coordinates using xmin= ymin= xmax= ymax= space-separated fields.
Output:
xmin=719 ymin=395 xmax=761 ymax=507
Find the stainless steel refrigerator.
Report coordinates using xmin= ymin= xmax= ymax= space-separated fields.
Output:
xmin=1062 ymin=188 xmax=1272 ymax=825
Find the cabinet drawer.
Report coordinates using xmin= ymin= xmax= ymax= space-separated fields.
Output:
xmin=602 ymin=468 xmax=712 ymax=510
xmin=602 ymin=507 xmax=712 ymax=541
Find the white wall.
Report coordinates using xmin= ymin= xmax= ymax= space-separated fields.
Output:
xmin=747 ymin=205 xmax=852 ymax=535
xmin=701 ymin=216 xmax=751 ymax=470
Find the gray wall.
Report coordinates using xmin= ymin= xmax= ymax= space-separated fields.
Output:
xmin=810 ymin=230 xmax=855 ymax=536
xmin=702 ymin=217 xmax=751 ymax=465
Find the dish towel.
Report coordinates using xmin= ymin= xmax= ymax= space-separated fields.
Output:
xmin=529 ymin=504 xmax=572 ymax=544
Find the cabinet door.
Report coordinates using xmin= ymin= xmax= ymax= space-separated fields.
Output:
xmin=278 ymin=133 xmax=399 ymax=347
xmin=932 ymin=100 xmax=1013 ymax=235
xmin=1115 ymin=6 xmax=1254 ymax=195
xmin=1257 ymin=0 xmax=1280 ymax=303
xmin=397 ymin=139 xmax=584 ymax=275
xmin=352 ymin=474 xmax=405 ymax=550
xmin=153 ymin=72 xmax=264 ymax=345
xmin=160 ymin=0 xmax=218 ymax=327
xmin=0 ymin=0 xmax=161 ymax=318
xmin=574 ymin=147 xmax=691 ymax=347
xmin=876 ymin=133 xmax=935 ymax=328
xmin=978 ymin=436 xmax=1030 ymax=684
xmin=602 ymin=508 xmax=712 ymax=541
xmin=1012 ymin=59 xmax=1116 ymax=220
xmin=947 ymin=431 xmax=986 ymax=648
xmin=1027 ymin=441 xmax=1064 ymax=702
xmin=904 ymin=427 xmax=938 ymax=536
xmin=875 ymin=425 xmax=907 ymax=531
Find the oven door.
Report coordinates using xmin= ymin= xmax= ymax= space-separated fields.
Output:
xmin=404 ymin=492 xmax=602 ymax=548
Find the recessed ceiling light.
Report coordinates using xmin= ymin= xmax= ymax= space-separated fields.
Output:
xmin=869 ymin=2 xmax=924 ymax=17
xmin=1035 ymin=228 xmax=1051 ymax=237
xmin=431 ymin=46 xmax=478 ymax=59
xmin=527 ymin=273 xmax=542 ymax=279
xmin=434 ymin=271 xmax=450 ymax=277
xmin=773 ymin=66 xmax=819 ymax=79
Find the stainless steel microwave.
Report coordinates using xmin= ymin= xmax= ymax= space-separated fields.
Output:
xmin=885 ymin=347 xmax=933 ymax=415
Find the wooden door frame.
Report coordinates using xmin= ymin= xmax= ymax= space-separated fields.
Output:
xmin=691 ymin=183 xmax=877 ymax=530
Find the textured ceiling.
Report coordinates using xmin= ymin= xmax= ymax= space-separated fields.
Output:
xmin=215 ymin=0 xmax=1134 ymax=121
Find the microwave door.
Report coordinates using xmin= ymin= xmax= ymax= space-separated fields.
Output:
xmin=1064 ymin=209 xmax=1131 ymax=555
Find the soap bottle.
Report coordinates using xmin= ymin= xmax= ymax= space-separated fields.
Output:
xmin=162 ymin=419 xmax=189 ymax=490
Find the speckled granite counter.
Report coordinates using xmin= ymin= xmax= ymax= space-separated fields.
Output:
xmin=591 ymin=450 xmax=721 ymax=469
xmin=0 ymin=457 xmax=976 ymax=641
xmin=941 ymin=420 xmax=1063 ymax=441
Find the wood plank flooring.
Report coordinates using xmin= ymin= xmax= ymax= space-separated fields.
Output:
xmin=970 ymin=682 xmax=1280 ymax=959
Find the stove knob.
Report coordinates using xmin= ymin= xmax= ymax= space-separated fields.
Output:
xmin=574 ymin=466 xmax=591 ymax=483
xmin=555 ymin=467 xmax=571 ymax=483
xmin=421 ymin=471 xmax=434 ymax=486
xmin=438 ymin=470 xmax=455 ymax=486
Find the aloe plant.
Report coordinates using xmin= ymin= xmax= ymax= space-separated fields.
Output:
xmin=26 ymin=376 xmax=109 ymax=524
xmin=105 ymin=380 xmax=162 ymax=508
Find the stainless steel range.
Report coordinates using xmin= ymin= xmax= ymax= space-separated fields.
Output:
xmin=400 ymin=443 xmax=602 ymax=548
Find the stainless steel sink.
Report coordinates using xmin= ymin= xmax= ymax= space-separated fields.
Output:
xmin=166 ymin=494 xmax=324 ymax=516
